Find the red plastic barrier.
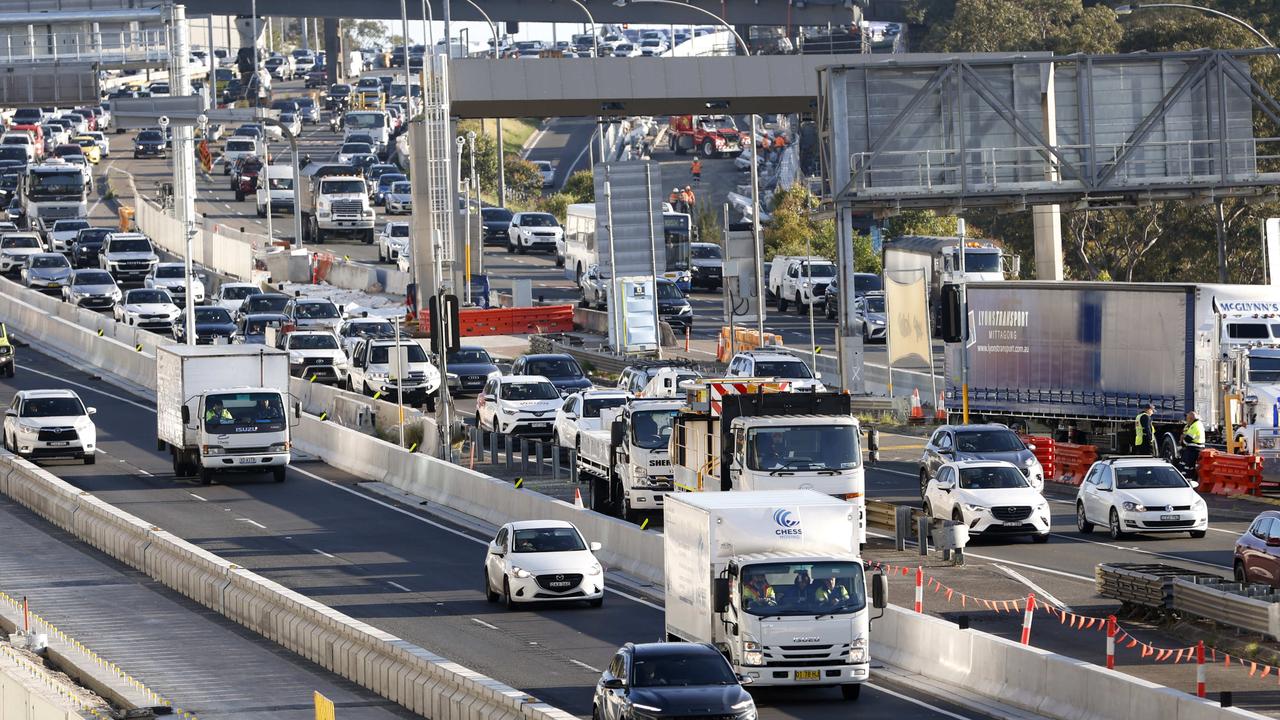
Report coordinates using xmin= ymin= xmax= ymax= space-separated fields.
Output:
xmin=1020 ymin=435 xmax=1056 ymax=480
xmin=1052 ymin=442 xmax=1099 ymax=486
xmin=418 ymin=304 xmax=576 ymax=337
xmin=1197 ymin=449 xmax=1263 ymax=496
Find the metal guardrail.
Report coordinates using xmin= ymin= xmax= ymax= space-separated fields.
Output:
xmin=866 ymin=499 xmax=897 ymax=531
xmin=1172 ymin=577 xmax=1280 ymax=640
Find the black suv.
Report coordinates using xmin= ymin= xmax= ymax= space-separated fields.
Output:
xmin=594 ymin=643 xmax=754 ymax=720
xmin=511 ymin=353 xmax=593 ymax=396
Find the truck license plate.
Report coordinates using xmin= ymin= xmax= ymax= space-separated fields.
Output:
xmin=795 ymin=671 xmax=820 ymax=682
xmin=1161 ymin=514 xmax=1179 ymax=521
xmin=236 ymin=457 xmax=257 ymax=465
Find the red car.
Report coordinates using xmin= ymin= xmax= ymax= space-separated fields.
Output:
xmin=1234 ymin=510 xmax=1280 ymax=586
xmin=230 ymin=155 xmax=264 ymax=201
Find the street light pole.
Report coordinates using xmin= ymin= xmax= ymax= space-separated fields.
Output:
xmin=616 ymin=0 xmax=763 ymax=340
xmin=461 ymin=0 xmax=505 ymax=207
xmin=1114 ymin=3 xmax=1274 ymax=46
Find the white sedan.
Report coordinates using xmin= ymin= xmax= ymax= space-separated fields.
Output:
xmin=923 ymin=460 xmax=1050 ymax=543
xmin=553 ymin=389 xmax=629 ymax=450
xmin=213 ymin=282 xmax=261 ymax=313
xmin=484 ymin=520 xmax=604 ymax=609
xmin=2 ymin=388 xmax=96 ymax=464
xmin=113 ymin=288 xmax=181 ymax=331
xmin=1075 ymin=457 xmax=1208 ymax=539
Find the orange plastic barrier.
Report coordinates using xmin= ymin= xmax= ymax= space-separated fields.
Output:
xmin=1052 ymin=442 xmax=1098 ymax=485
xmin=716 ymin=326 xmax=784 ymax=362
xmin=1197 ymin=450 xmax=1263 ymax=496
xmin=418 ymin=305 xmax=576 ymax=337
xmin=311 ymin=252 xmax=335 ymax=284
xmin=1020 ymin=435 xmax=1056 ymax=480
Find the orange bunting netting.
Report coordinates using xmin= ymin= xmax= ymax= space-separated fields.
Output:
xmin=869 ymin=560 xmax=1280 ymax=683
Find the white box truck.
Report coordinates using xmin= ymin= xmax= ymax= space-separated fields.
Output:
xmin=156 ymin=345 xmax=296 ymax=485
xmin=664 ymin=491 xmax=886 ymax=701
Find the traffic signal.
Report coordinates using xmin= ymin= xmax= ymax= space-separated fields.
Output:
xmin=939 ymin=284 xmax=964 ymax=343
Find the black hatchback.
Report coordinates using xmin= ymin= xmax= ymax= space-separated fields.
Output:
xmin=594 ymin=643 xmax=754 ymax=720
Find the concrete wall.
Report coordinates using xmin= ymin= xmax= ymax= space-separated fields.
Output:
xmin=0 ymin=649 xmax=82 ymax=720
xmin=134 ymin=196 xmax=258 ymax=281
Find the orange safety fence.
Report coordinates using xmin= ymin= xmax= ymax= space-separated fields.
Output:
xmin=311 ymin=252 xmax=336 ymax=285
xmin=716 ymin=326 xmax=784 ymax=363
xmin=1052 ymin=442 xmax=1098 ymax=485
xmin=418 ymin=305 xmax=576 ymax=337
xmin=1019 ymin=435 xmax=1056 ymax=479
xmin=1197 ymin=449 xmax=1263 ymax=496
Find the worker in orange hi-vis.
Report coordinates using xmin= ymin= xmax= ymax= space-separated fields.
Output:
xmin=774 ymin=134 xmax=787 ymax=150
xmin=691 ymin=157 xmax=702 ymax=184
xmin=681 ymin=186 xmax=696 ymax=209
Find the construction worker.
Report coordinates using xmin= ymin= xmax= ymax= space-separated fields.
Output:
xmin=668 ymin=187 xmax=681 ymax=208
xmin=1182 ymin=410 xmax=1206 ymax=476
xmin=741 ymin=572 xmax=775 ymax=608
xmin=814 ymin=575 xmax=849 ymax=605
xmin=1133 ymin=403 xmax=1157 ymax=457
xmin=681 ymin=185 xmax=695 ymax=210
xmin=774 ymin=134 xmax=787 ymax=150
xmin=691 ymin=157 xmax=702 ymax=184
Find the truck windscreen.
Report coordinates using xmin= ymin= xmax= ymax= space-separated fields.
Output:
xmin=203 ymin=392 xmax=285 ymax=433
xmin=631 ymin=409 xmax=677 ymax=450
xmin=740 ymin=560 xmax=867 ymax=616
xmin=747 ymin=425 xmax=860 ymax=471
xmin=963 ymin=249 xmax=1001 ymax=273
xmin=28 ymin=171 xmax=84 ymax=196
xmin=1249 ymin=355 xmax=1280 ymax=383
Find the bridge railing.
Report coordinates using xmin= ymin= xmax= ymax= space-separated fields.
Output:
xmin=0 ymin=28 xmax=171 ymax=66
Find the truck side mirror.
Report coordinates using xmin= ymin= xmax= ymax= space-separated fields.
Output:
xmin=713 ymin=577 xmax=731 ymax=613
xmin=872 ymin=572 xmax=888 ymax=611
xmin=293 ymin=401 xmax=301 ymax=419
xmin=610 ymin=418 xmax=625 ymax=446
xmin=181 ymin=405 xmax=190 ymax=425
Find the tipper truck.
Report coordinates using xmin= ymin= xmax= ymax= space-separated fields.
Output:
xmin=883 ymin=236 xmax=1017 ymax=334
xmin=670 ymin=380 xmax=866 ymax=544
xmin=945 ymin=281 xmax=1280 ymax=461
xmin=156 ymin=345 xmax=296 ymax=485
xmin=298 ymin=163 xmax=375 ymax=245
xmin=578 ymin=397 xmax=685 ymax=522
xmin=664 ymin=491 xmax=885 ymax=700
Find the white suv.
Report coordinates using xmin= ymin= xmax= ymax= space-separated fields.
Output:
xmin=922 ymin=460 xmax=1050 ymax=542
xmin=725 ymin=350 xmax=825 ymax=391
xmin=1075 ymin=457 xmax=1208 ymax=540
xmin=2 ymin=388 xmax=97 ymax=464
xmin=346 ymin=337 xmax=441 ymax=410
xmin=377 ymin=221 xmax=409 ymax=263
xmin=476 ymin=374 xmax=562 ymax=438
xmin=506 ymin=212 xmax=563 ymax=255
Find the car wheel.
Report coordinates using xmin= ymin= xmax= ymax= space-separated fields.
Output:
xmin=1235 ymin=560 xmax=1247 ymax=584
xmin=2 ymin=432 xmax=10 ymax=452
xmin=503 ymin=577 xmax=518 ymax=610
xmin=1190 ymin=530 xmax=1206 ymax=539
xmin=485 ymin=570 xmax=498 ymax=602
xmin=507 ymin=240 xmax=515 ymax=254
xmin=378 ymin=246 xmax=385 ymax=263
xmin=1108 ymin=508 xmax=1125 ymax=540
xmin=919 ymin=469 xmax=929 ymax=498
xmin=1076 ymin=503 xmax=1093 ymax=534
xmin=825 ymin=302 xmax=835 ymax=320
xmin=841 ymin=684 xmax=862 ymax=701
xmin=923 ymin=500 xmax=934 ymax=518
xmin=952 ymin=508 xmax=963 ymax=525
xmin=517 ymin=242 xmax=527 ymax=255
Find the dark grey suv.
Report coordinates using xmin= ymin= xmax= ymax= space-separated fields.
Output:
xmin=919 ymin=424 xmax=1045 ymax=496
xmin=594 ymin=643 xmax=755 ymax=720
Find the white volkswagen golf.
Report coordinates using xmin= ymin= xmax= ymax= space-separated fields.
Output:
xmin=484 ymin=520 xmax=604 ymax=609
xmin=1075 ymin=457 xmax=1208 ymax=539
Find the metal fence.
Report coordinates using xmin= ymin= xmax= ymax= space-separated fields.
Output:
xmin=0 ymin=28 xmax=170 ymax=66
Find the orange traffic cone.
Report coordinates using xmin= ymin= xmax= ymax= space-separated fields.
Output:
xmin=909 ymin=388 xmax=924 ymax=422
xmin=936 ymin=391 xmax=947 ymax=422
xmin=573 ymin=487 xmax=585 ymax=509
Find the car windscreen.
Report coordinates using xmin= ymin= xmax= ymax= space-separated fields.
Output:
xmin=344 ymin=321 xmax=394 ymax=337
xmin=53 ymin=221 xmax=90 ymax=232
xmin=380 ymin=174 xmax=407 ymax=187
xmin=77 ymin=229 xmax=110 ymax=244
xmin=138 ymin=131 xmax=164 ymax=142
xmin=657 ymin=283 xmax=685 ymax=301
xmin=511 ymin=527 xmax=585 ymax=553
xmin=222 ymin=286 xmax=260 ymax=301
xmin=108 ymin=238 xmax=151 ymax=253
xmin=630 ymin=653 xmax=737 ymax=687
xmin=752 ymin=360 xmax=813 ymax=379
xmin=203 ymin=391 xmax=285 ymax=434
xmin=692 ymin=245 xmax=722 ymax=259
xmin=386 ymin=224 xmax=409 ymax=237
xmin=520 ymin=214 xmax=557 ymax=227
xmin=525 ymin=358 xmax=582 ymax=378
xmin=225 ymin=140 xmax=255 ymax=151
xmin=957 ymin=465 xmax=1029 ymax=489
xmin=194 ymin=307 xmax=232 ymax=324
xmin=74 ymin=271 xmax=112 ymax=284
xmin=29 ymin=255 xmax=68 ymax=269
xmin=747 ymin=424 xmax=860 ymax=471
xmin=500 ymin=382 xmax=559 ymax=400
xmin=295 ymin=302 xmax=339 ymax=319
xmin=482 ymin=208 xmax=513 ymax=222
xmin=954 ymin=430 xmax=1024 ymax=453
xmin=1115 ymin=465 xmax=1191 ymax=490
xmin=447 ymin=349 xmax=491 ymax=364
xmin=345 ymin=113 xmax=385 ymax=129
xmin=799 ymin=263 xmax=836 ymax=278
xmin=126 ymin=289 xmax=169 ymax=303
xmin=369 ymin=343 xmax=427 ymax=364
xmin=390 ymin=182 xmax=411 ymax=194
xmin=154 ymin=265 xmax=184 ymax=278
xmin=244 ymin=317 xmax=283 ymax=334
xmin=738 ymin=560 xmax=867 ymax=618
xmin=245 ymin=295 xmax=289 ymax=312
xmin=2 ymin=236 xmax=38 ymax=249
xmin=290 ymin=334 xmax=338 ymax=349
xmin=864 ymin=296 xmax=885 ymax=313
xmin=268 ymin=176 xmax=293 ymax=190
xmin=583 ymin=397 xmax=626 ymax=418
xmin=21 ymin=397 xmax=84 ymax=417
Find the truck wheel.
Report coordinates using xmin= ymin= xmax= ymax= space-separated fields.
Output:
xmin=364 ymin=229 xmax=375 ymax=244
xmin=673 ymin=139 xmax=687 ymax=156
xmin=700 ymin=140 xmax=716 ymax=158
xmin=841 ymin=685 xmax=862 ymax=701
xmin=157 ymin=438 xmax=166 ymax=452
xmin=200 ymin=467 xmax=214 ymax=486
xmin=590 ymin=475 xmax=608 ymax=513
xmin=425 ymin=395 xmax=437 ymax=413
xmin=795 ymin=292 xmax=805 ymax=315
xmin=777 ymin=293 xmax=788 ymax=312
xmin=83 ymin=453 xmax=95 ymax=465
xmin=272 ymin=466 xmax=286 ymax=483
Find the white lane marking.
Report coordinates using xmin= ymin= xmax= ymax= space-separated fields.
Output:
xmin=20 ymin=365 xmax=153 ymax=411
xmin=387 ymin=581 xmax=412 ymax=593
xmin=188 ymin=492 xmax=208 ymax=502
xmin=866 ymin=682 xmax=980 ymax=720
xmin=865 ymin=530 xmax=1093 ymax=583
xmin=992 ymin=563 xmax=1073 ymax=613
xmin=313 ymin=548 xmax=336 ymax=559
xmin=569 ymin=659 xmax=601 ymax=673
xmin=1047 ymin=532 xmax=1231 ymax=571
xmin=471 ymin=618 xmax=499 ymax=630
xmin=238 ymin=518 xmax=267 ymax=529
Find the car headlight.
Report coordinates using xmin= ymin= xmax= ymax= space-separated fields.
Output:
xmin=632 ymin=705 xmax=663 ymax=713
xmin=848 ymin=637 xmax=868 ymax=663
xmin=587 ymin=562 xmax=603 ymax=576
xmin=679 ymin=306 xmax=692 ymax=315
xmin=871 ymin=318 xmax=885 ymax=325
xmin=511 ymin=566 xmax=532 ymax=579
xmin=742 ymin=641 xmax=764 ymax=667
xmin=963 ymin=503 xmax=986 ymax=513
xmin=1193 ymin=497 xmax=1206 ymax=509
xmin=17 ymin=422 xmax=39 ymax=433
xmin=110 ymin=289 xmax=122 ymax=300
xmin=1122 ymin=501 xmax=1146 ymax=512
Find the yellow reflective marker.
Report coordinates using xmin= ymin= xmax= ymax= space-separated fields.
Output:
xmin=135 ymin=343 xmax=143 ymax=352
xmin=314 ymin=691 xmax=336 ymax=720
xmin=815 ymin=346 xmax=823 ymax=355
xmin=97 ymin=329 xmax=103 ymax=337
xmin=408 ymin=442 xmax=418 ymax=452
xmin=373 ymin=391 xmax=382 ymax=400
xmin=514 ymin=478 xmax=523 ymax=488
xmin=343 ymin=255 xmax=350 ymax=262
xmin=640 ymin=518 xmax=650 ymax=530
xmin=318 ymin=412 xmax=328 ymax=421
xmin=309 ymin=374 xmax=317 ymax=383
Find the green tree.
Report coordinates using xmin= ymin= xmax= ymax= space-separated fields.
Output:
xmin=925 ymin=0 xmax=1121 ymax=54
xmin=562 ymin=170 xmax=595 ymax=203
xmin=458 ymin=133 xmax=499 ymax=196
xmin=537 ymin=192 xmax=574 ymax=223
xmin=761 ymin=186 xmax=879 ymax=273
xmin=885 ymin=210 xmax=962 ymax=239
xmin=344 ymin=20 xmax=387 ymax=49
xmin=503 ymin=157 xmax=543 ymax=200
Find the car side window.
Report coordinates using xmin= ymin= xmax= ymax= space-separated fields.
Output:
xmin=936 ymin=467 xmax=953 ymax=486
xmin=607 ymin=653 xmax=625 ymax=680
xmin=1251 ymin=518 xmax=1270 ymax=539
xmin=494 ymin=527 xmax=508 ymax=549
xmin=1096 ymin=468 xmax=1113 ymax=491
xmin=936 ymin=433 xmax=952 ymax=452
xmin=1268 ymin=519 xmax=1280 ymax=541
xmin=788 ymin=264 xmax=798 ymax=278
xmin=1082 ymin=466 xmax=1100 ymax=486
xmin=561 ymin=397 xmax=575 ymax=412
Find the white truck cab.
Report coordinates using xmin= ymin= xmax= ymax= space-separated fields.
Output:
xmin=578 ymin=398 xmax=684 ymax=522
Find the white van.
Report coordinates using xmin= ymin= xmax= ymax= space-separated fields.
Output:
xmin=255 ymin=165 xmax=296 ymax=217
xmin=343 ymin=111 xmax=390 ymax=152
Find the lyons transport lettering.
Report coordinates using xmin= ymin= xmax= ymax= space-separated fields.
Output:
xmin=974 ymin=309 xmax=1030 ymax=351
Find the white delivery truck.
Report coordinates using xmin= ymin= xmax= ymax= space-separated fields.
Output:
xmin=156 ymin=345 xmax=296 ymax=485
xmin=670 ymin=380 xmax=866 ymax=544
xmin=577 ymin=397 xmax=684 ymax=522
xmin=664 ymin=491 xmax=886 ymax=700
